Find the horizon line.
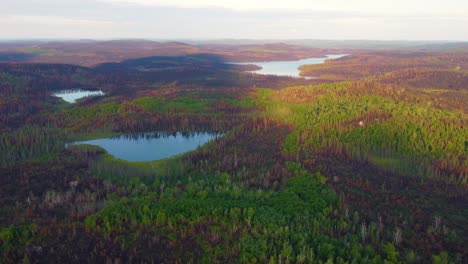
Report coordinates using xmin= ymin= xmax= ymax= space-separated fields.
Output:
xmin=1 ymin=38 xmax=468 ymax=43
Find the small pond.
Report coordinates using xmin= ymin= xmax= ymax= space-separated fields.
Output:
xmin=53 ymin=89 xmax=104 ymax=103
xmin=72 ymin=132 xmax=223 ymax=162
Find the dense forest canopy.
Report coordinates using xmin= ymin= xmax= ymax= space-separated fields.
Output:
xmin=0 ymin=40 xmax=467 ymax=263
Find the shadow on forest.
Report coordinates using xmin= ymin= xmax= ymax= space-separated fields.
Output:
xmin=0 ymin=52 xmax=37 ymax=62
xmin=93 ymin=53 xmax=317 ymax=92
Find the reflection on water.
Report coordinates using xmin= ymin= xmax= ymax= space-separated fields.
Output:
xmin=72 ymin=131 xmax=223 ymax=162
xmin=230 ymin=54 xmax=349 ymax=78
xmin=53 ymin=89 xmax=104 ymax=103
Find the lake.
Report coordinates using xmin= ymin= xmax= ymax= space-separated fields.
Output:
xmin=72 ymin=132 xmax=223 ymax=162
xmin=230 ymin=54 xmax=348 ymax=78
xmin=53 ymin=89 xmax=104 ymax=103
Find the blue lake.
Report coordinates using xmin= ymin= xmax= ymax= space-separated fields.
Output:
xmin=231 ymin=54 xmax=349 ymax=78
xmin=73 ymin=132 xmax=223 ymax=162
xmin=54 ymin=89 xmax=104 ymax=103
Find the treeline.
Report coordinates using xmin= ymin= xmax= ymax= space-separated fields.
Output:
xmin=0 ymin=126 xmax=69 ymax=167
xmin=375 ymin=68 xmax=468 ymax=90
xmin=1 ymin=159 xmax=416 ymax=263
xmin=299 ymin=51 xmax=468 ymax=80
xmin=186 ymin=119 xmax=293 ymax=188
xmin=0 ymin=146 xmax=114 ymax=227
xmin=255 ymin=83 xmax=468 ymax=261
xmin=49 ymin=95 xmax=255 ymax=133
xmin=260 ymin=82 xmax=468 ymax=184
xmin=0 ymin=63 xmax=95 ymax=96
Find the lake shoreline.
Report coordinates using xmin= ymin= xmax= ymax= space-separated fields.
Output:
xmin=228 ymin=54 xmax=349 ymax=78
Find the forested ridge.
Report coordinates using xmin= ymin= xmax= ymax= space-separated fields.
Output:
xmin=0 ymin=47 xmax=467 ymax=263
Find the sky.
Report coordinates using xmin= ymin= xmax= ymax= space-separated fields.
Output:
xmin=1 ymin=0 xmax=468 ymax=40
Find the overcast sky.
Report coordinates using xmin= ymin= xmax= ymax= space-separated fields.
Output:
xmin=2 ymin=0 xmax=468 ymax=40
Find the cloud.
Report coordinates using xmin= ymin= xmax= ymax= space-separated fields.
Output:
xmin=0 ymin=1 xmax=466 ymax=40
xmin=97 ymin=0 xmax=468 ymax=16
xmin=0 ymin=15 xmax=119 ymax=39
xmin=0 ymin=15 xmax=113 ymax=26
xmin=98 ymin=0 xmax=308 ymax=10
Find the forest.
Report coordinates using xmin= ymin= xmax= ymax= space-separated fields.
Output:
xmin=0 ymin=41 xmax=467 ymax=263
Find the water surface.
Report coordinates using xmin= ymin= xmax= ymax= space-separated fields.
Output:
xmin=54 ymin=89 xmax=104 ymax=103
xmin=73 ymin=132 xmax=222 ymax=162
xmin=231 ymin=54 xmax=348 ymax=78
